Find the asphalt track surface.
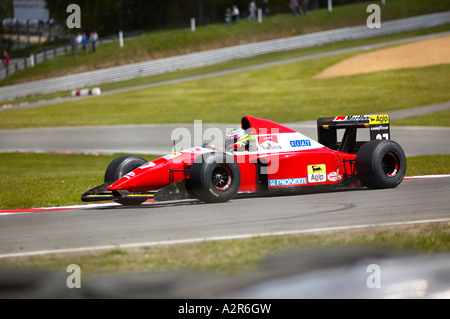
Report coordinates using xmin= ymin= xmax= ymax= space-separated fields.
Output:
xmin=1 ymin=176 xmax=449 ymax=258
xmin=1 ymin=102 xmax=449 ymax=157
xmin=0 ymin=33 xmax=449 ymax=259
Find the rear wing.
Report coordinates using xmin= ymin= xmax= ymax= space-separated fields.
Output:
xmin=317 ymin=114 xmax=390 ymax=153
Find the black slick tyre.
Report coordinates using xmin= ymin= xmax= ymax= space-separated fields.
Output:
xmin=186 ymin=152 xmax=241 ymax=203
xmin=355 ymin=140 xmax=406 ymax=189
xmin=104 ymin=155 xmax=148 ymax=205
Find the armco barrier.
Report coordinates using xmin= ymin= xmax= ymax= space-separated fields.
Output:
xmin=0 ymin=37 xmax=119 ymax=82
xmin=1 ymin=12 xmax=449 ymax=102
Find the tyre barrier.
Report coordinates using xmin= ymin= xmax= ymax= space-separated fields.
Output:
xmin=71 ymin=87 xmax=101 ymax=97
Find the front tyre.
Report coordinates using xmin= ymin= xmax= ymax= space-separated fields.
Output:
xmin=186 ymin=152 xmax=241 ymax=203
xmin=104 ymin=155 xmax=148 ymax=206
xmin=355 ymin=140 xmax=406 ymax=189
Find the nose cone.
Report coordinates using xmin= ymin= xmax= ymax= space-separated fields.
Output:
xmin=107 ymin=170 xmax=141 ymax=191
xmin=107 ymin=150 xmax=206 ymax=192
xmin=107 ymin=153 xmax=192 ymax=192
xmin=107 ymin=160 xmax=170 ymax=192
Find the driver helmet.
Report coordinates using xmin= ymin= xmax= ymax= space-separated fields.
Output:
xmin=225 ymin=128 xmax=249 ymax=152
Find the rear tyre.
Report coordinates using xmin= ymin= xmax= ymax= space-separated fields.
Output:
xmin=355 ymin=140 xmax=406 ymax=189
xmin=186 ymin=152 xmax=241 ymax=203
xmin=104 ymin=155 xmax=148 ymax=205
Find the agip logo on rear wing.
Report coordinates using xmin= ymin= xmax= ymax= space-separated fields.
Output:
xmin=368 ymin=114 xmax=390 ymax=140
xmin=317 ymin=114 xmax=390 ymax=153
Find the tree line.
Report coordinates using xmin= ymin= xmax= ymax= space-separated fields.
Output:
xmin=45 ymin=0 xmax=368 ymax=36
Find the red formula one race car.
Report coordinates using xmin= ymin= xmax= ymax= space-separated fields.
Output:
xmin=82 ymin=115 xmax=406 ymax=206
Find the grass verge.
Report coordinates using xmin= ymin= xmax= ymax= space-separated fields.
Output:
xmin=1 ymin=222 xmax=448 ymax=279
xmin=1 ymin=53 xmax=449 ymax=129
xmin=392 ymin=109 xmax=450 ymax=127
xmin=0 ymin=153 xmax=157 ymax=210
